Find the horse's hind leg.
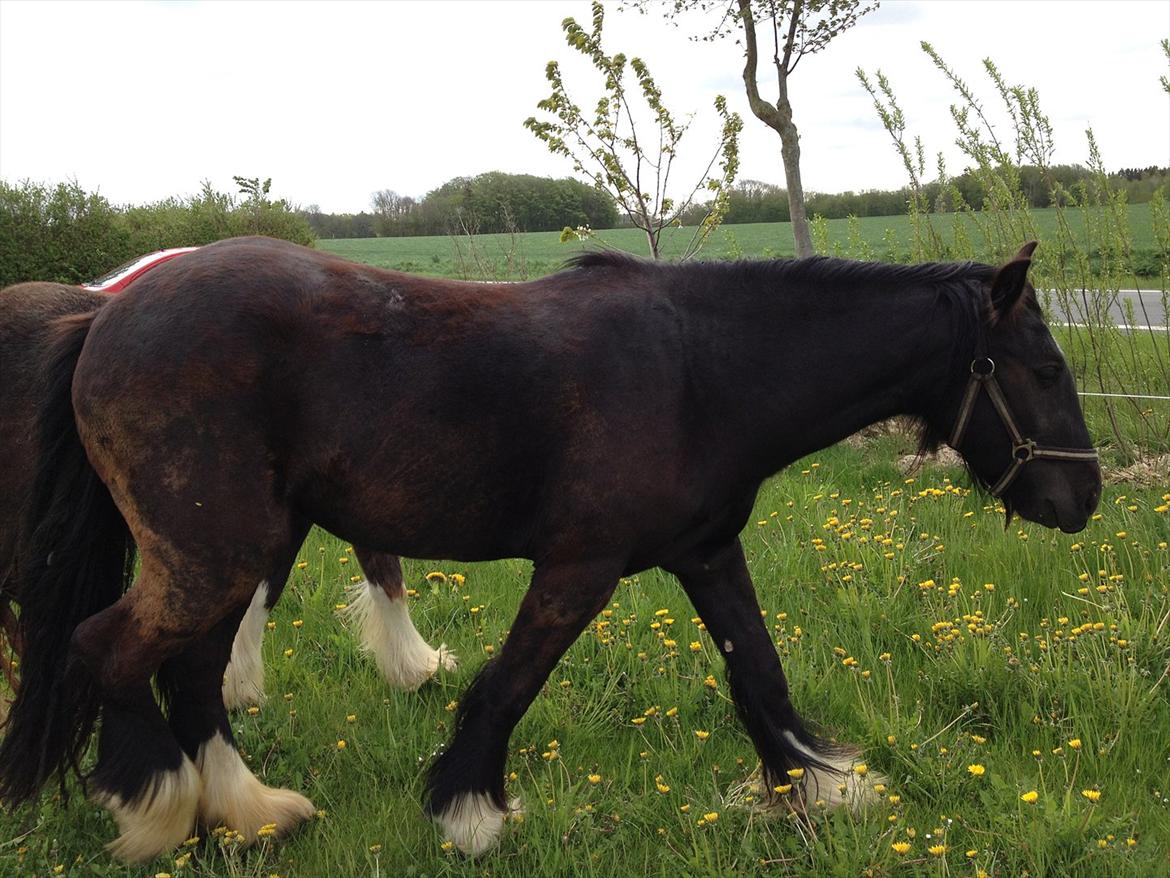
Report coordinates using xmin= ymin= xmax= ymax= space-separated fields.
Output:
xmin=348 ymin=548 xmax=457 ymax=690
xmin=666 ymin=539 xmax=878 ymax=810
xmin=162 ymin=558 xmax=314 ymax=841
xmin=69 ymin=561 xmax=207 ymax=862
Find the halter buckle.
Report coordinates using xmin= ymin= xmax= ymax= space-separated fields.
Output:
xmin=970 ymin=357 xmax=995 ymax=377
xmin=1012 ymin=440 xmax=1036 ymax=462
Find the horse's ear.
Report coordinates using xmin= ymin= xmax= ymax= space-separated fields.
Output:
xmin=989 ymin=241 xmax=1038 ymax=322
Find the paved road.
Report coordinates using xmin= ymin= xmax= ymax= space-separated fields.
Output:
xmin=1044 ymin=289 xmax=1167 ymax=330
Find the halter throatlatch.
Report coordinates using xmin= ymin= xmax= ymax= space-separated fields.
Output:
xmin=948 ymin=353 xmax=1099 ymax=497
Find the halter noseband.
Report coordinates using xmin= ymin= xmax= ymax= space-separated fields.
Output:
xmin=947 ymin=350 xmax=1099 ymax=497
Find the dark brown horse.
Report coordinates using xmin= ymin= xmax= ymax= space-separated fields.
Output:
xmin=0 ymin=237 xmax=1100 ymax=861
xmin=0 ymin=281 xmax=454 ymax=711
xmin=0 ymin=283 xmax=107 ymax=695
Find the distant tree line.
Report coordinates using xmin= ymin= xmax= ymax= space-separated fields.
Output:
xmin=676 ymin=165 xmax=1170 ymax=226
xmin=302 ymin=165 xmax=1167 ymax=240
xmin=303 ymin=172 xmax=620 ymax=240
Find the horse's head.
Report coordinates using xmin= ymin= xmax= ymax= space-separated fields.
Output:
xmin=944 ymin=243 xmax=1102 ymax=533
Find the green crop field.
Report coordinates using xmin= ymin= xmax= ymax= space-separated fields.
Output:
xmin=317 ymin=203 xmax=1166 ymax=282
xmin=3 ymin=440 xmax=1168 ymax=878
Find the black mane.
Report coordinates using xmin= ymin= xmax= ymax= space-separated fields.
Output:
xmin=565 ymin=248 xmax=995 ymax=289
xmin=564 ymin=248 xmax=994 ymax=461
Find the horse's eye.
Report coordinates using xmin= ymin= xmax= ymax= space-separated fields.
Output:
xmin=1035 ymin=364 xmax=1062 ymax=385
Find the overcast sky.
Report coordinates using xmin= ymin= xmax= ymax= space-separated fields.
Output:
xmin=1 ymin=0 xmax=1166 ymax=214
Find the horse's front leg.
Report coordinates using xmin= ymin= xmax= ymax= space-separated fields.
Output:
xmin=427 ymin=555 xmax=623 ymax=856
xmin=666 ymin=539 xmax=877 ymax=811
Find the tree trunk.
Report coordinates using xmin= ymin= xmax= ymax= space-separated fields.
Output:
xmin=736 ymin=0 xmax=815 ymax=258
xmin=775 ymin=79 xmax=814 ymax=258
xmin=645 ymin=227 xmax=660 ymax=259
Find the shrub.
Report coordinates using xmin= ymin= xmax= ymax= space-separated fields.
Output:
xmin=0 ymin=177 xmax=315 ymax=286
xmin=0 ymin=180 xmax=131 ymax=286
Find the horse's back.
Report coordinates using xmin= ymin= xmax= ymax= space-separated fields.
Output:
xmin=72 ymin=237 xmax=694 ymax=562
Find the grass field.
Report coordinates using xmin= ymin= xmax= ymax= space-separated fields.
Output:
xmin=2 ymin=439 xmax=1168 ymax=877
xmin=317 ymin=203 xmax=1166 ymax=282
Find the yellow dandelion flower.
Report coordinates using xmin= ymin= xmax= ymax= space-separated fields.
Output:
xmin=967 ymin=764 xmax=986 ymax=777
xmin=703 ymin=811 xmax=719 ymax=823
xmin=1068 ymin=738 xmax=1082 ymax=750
xmin=787 ymin=767 xmax=805 ymax=780
xmin=587 ymin=774 xmax=601 ymax=784
xmin=1020 ymin=790 xmax=1039 ymax=803
xmin=853 ymin=763 xmax=868 ymax=776
xmin=1081 ymin=789 xmax=1101 ymax=802
xmin=772 ymin=783 xmax=793 ymax=794
xmin=425 ymin=571 xmax=446 ymax=582
xmin=694 ymin=730 xmax=710 ymax=741
xmin=928 ymin=844 xmax=947 ymax=856
xmin=336 ymin=739 xmax=347 ymax=750
xmin=891 ymin=841 xmax=911 ymax=855
xmin=291 ymin=619 xmax=303 ymax=629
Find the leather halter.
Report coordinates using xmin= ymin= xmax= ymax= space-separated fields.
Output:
xmin=948 ymin=350 xmax=1099 ymax=497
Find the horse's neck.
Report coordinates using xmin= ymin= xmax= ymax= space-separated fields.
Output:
xmin=684 ymin=280 xmax=955 ymax=480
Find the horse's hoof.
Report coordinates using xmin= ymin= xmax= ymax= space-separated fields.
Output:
xmin=97 ymin=756 xmax=201 ymax=863
xmin=435 ymin=792 xmax=511 ymax=856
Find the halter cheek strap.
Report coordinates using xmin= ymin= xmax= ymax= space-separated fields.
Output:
xmin=948 ymin=356 xmax=1099 ymax=497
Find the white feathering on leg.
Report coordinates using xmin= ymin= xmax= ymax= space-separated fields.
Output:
xmin=435 ymin=792 xmax=510 ymax=857
xmin=95 ymin=755 xmax=202 ymax=863
xmin=346 ymin=579 xmax=457 ymax=690
xmin=781 ymin=730 xmax=884 ymax=810
xmin=222 ymin=582 xmax=269 ymax=710
xmin=195 ymin=732 xmax=315 ymax=841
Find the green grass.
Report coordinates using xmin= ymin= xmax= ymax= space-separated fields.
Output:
xmin=317 ymin=203 xmax=1166 ymax=281
xmin=3 ymin=441 xmax=1168 ymax=877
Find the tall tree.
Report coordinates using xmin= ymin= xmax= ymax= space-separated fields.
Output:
xmin=634 ymin=0 xmax=877 ymax=257
xmin=526 ymin=1 xmax=741 ymax=259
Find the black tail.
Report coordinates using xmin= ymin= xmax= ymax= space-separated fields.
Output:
xmin=0 ymin=311 xmax=135 ymax=804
